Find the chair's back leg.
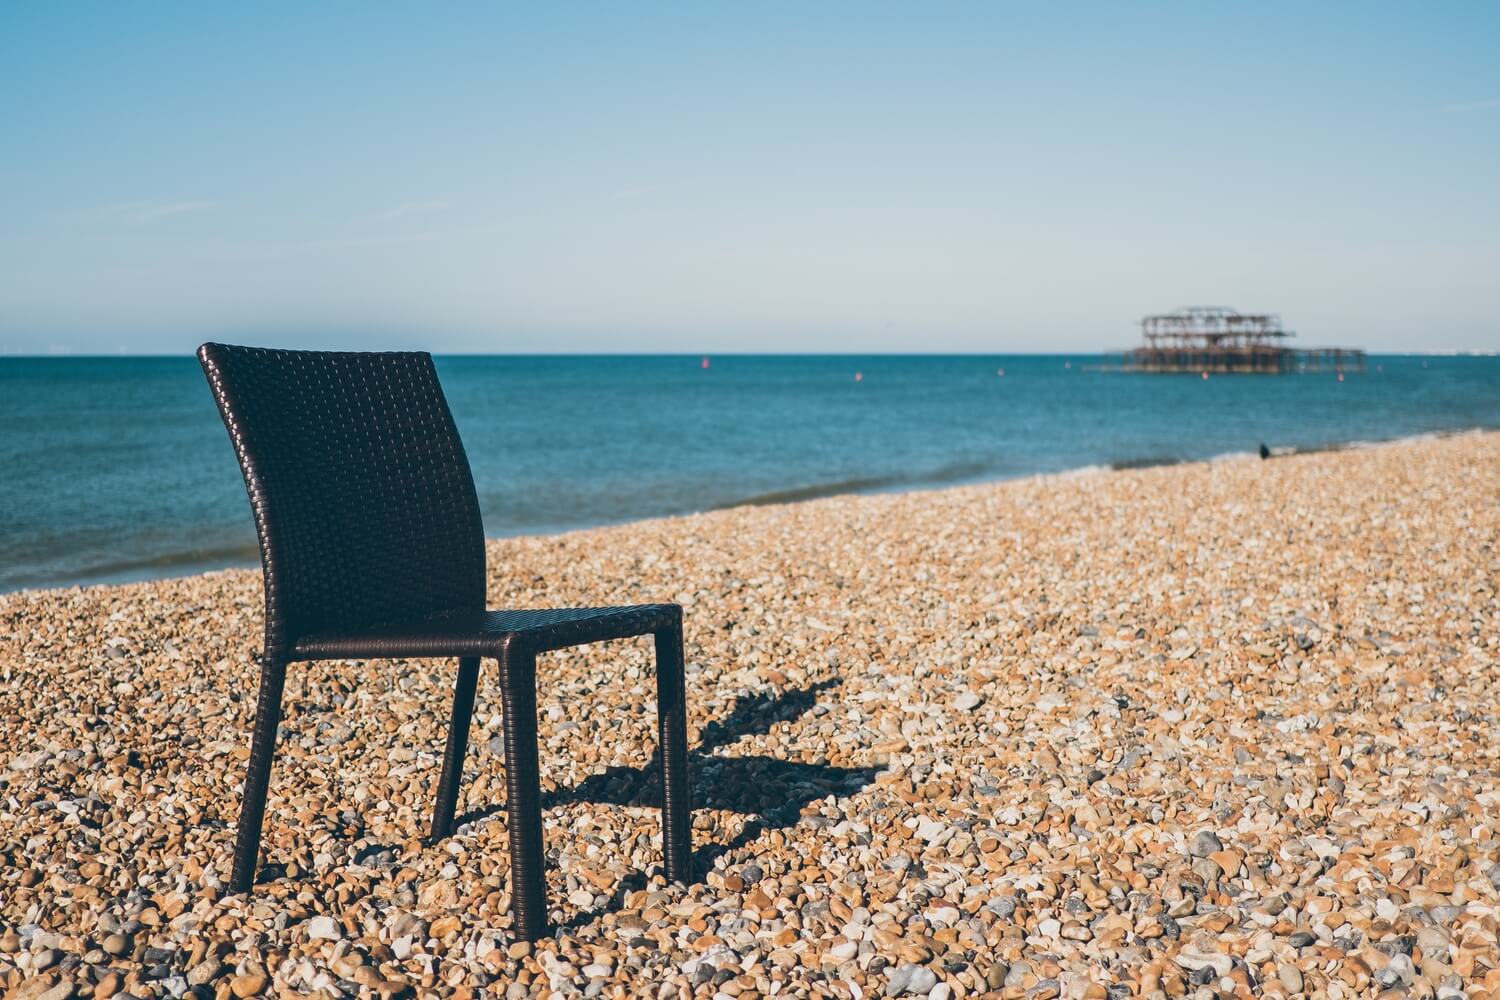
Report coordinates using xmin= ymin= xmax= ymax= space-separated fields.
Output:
xmin=231 ymin=656 xmax=289 ymax=893
xmin=499 ymin=647 xmax=550 ymax=940
xmin=431 ymin=656 xmax=482 ymax=841
xmin=655 ymin=624 xmax=693 ymax=884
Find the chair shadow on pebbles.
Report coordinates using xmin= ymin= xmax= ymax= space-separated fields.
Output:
xmin=453 ymin=677 xmax=883 ymax=930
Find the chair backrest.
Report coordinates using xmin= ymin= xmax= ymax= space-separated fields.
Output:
xmin=199 ymin=343 xmax=486 ymax=656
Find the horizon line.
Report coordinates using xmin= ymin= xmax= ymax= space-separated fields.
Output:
xmin=2 ymin=349 xmax=1495 ymax=360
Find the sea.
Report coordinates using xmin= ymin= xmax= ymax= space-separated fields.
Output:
xmin=1 ymin=354 xmax=1496 ymax=593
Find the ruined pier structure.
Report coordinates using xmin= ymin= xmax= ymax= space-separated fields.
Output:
xmin=1126 ymin=307 xmax=1365 ymax=374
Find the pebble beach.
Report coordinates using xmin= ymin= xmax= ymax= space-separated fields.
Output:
xmin=2 ymin=430 xmax=1497 ymax=1000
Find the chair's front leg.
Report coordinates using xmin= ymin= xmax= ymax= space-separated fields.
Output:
xmin=231 ymin=655 xmax=288 ymax=893
xmin=655 ymin=623 xmax=692 ymax=884
xmin=431 ymin=656 xmax=481 ymax=841
xmin=500 ymin=645 xmax=549 ymax=941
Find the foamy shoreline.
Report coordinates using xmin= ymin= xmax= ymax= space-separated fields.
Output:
xmin=10 ymin=424 xmax=1495 ymax=598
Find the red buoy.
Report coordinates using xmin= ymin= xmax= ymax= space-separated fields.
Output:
xmin=854 ymin=371 xmax=863 ymax=382
xmin=701 ymin=356 xmax=710 ymax=369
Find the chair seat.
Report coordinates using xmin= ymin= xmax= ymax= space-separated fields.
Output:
xmin=293 ymin=603 xmax=681 ymax=660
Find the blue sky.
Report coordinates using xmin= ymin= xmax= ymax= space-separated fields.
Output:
xmin=1 ymin=4 xmax=1496 ymax=354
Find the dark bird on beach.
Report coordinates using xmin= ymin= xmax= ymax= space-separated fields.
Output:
xmin=1259 ymin=442 xmax=1271 ymax=460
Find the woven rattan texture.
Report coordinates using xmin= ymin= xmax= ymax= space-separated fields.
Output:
xmin=293 ymin=604 xmax=681 ymax=659
xmin=199 ymin=344 xmax=486 ymax=655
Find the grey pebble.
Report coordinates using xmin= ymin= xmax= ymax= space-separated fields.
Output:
xmin=986 ymin=896 xmax=1018 ymax=919
xmin=1189 ymin=830 xmax=1222 ymax=857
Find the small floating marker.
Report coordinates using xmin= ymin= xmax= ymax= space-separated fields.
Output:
xmin=854 ymin=371 xmax=863 ymax=382
xmin=1337 ymin=372 xmax=1345 ymax=382
xmin=701 ymin=356 xmax=710 ymax=369
xmin=996 ymin=367 xmax=1005 ymax=377
xmin=1201 ymin=371 xmax=1209 ymax=380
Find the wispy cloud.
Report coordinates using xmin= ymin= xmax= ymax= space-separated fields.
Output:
xmin=285 ymin=232 xmax=443 ymax=254
xmin=613 ymin=183 xmax=665 ymax=201
xmin=375 ymin=200 xmax=449 ymax=221
xmin=99 ymin=200 xmax=216 ymax=224
xmin=193 ymin=231 xmax=451 ymax=261
xmin=1441 ymin=97 xmax=1500 ymax=114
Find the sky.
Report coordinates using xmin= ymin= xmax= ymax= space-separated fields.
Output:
xmin=1 ymin=4 xmax=1496 ymax=354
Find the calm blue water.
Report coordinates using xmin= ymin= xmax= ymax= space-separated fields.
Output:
xmin=1 ymin=354 xmax=1496 ymax=592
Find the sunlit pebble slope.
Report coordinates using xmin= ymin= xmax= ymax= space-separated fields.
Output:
xmin=1 ymin=431 xmax=1497 ymax=999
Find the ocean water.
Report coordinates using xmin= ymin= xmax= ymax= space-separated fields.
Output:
xmin=1 ymin=353 xmax=1496 ymax=593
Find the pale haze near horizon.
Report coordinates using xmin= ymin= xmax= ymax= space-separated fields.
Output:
xmin=1 ymin=4 xmax=1496 ymax=355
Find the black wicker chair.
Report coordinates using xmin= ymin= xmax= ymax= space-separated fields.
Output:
xmin=198 ymin=343 xmax=691 ymax=940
